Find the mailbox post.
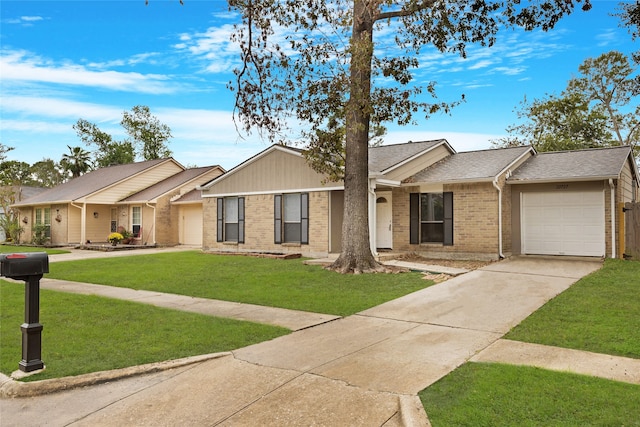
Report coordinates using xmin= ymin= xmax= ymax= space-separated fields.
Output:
xmin=0 ymin=252 xmax=49 ymax=372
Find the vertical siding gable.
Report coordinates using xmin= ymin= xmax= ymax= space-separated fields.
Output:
xmin=384 ymin=145 xmax=452 ymax=182
xmin=204 ymin=149 xmax=330 ymax=195
xmin=84 ymin=162 xmax=184 ymax=203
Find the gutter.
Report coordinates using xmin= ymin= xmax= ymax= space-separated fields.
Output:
xmin=368 ymin=178 xmax=378 ymax=257
xmin=609 ymin=179 xmax=616 ymax=259
xmin=492 ymin=177 xmax=505 ymax=259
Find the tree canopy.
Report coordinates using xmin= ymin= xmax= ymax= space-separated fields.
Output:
xmin=74 ymin=105 xmax=172 ymax=167
xmin=225 ymin=0 xmax=591 ymax=273
xmin=493 ymin=51 xmax=639 ymax=154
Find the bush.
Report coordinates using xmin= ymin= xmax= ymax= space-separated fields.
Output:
xmin=32 ymin=224 xmax=49 ymax=246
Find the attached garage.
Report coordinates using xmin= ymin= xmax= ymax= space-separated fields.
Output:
xmin=521 ymin=190 xmax=605 ymax=257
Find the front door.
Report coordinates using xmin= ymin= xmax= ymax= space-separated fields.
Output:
xmin=376 ymin=192 xmax=393 ymax=249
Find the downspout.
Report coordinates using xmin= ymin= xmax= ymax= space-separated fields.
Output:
xmin=146 ymin=202 xmax=156 ymax=245
xmin=609 ymin=179 xmax=616 ymax=259
xmin=368 ymin=178 xmax=378 ymax=257
xmin=492 ymin=178 xmax=505 ymax=259
xmin=70 ymin=202 xmax=85 ymax=244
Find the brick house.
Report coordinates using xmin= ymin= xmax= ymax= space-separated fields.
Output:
xmin=200 ymin=141 xmax=639 ymax=260
xmin=12 ymin=159 xmax=224 ymax=246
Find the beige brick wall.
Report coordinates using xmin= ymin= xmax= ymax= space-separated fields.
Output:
xmin=203 ymin=191 xmax=330 ymax=258
xmin=154 ymin=193 xmax=180 ymax=246
xmin=392 ymin=183 xmax=502 ymax=260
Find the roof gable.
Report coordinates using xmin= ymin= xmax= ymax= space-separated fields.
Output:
xmin=507 ymin=145 xmax=635 ymax=183
xmin=410 ymin=145 xmax=534 ymax=183
xmin=13 ymin=158 xmax=177 ymax=206
xmin=368 ymin=139 xmax=453 ymax=174
xmin=122 ymin=165 xmax=224 ymax=202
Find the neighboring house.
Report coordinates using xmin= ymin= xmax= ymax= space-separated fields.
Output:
xmin=12 ymin=159 xmax=224 ymax=246
xmin=1 ymin=186 xmax=47 ymax=242
xmin=200 ymin=141 xmax=639 ymax=260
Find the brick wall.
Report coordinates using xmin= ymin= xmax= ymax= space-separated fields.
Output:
xmin=203 ymin=191 xmax=330 ymax=258
xmin=392 ymin=183 xmax=502 ymax=260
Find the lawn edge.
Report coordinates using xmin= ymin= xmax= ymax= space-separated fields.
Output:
xmin=0 ymin=352 xmax=231 ymax=398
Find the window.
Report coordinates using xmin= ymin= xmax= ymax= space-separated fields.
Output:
xmin=110 ymin=208 xmax=117 ymax=233
xmin=216 ymin=197 xmax=245 ymax=243
xmin=274 ymin=193 xmax=309 ymax=244
xmin=410 ymin=192 xmax=453 ymax=245
xmin=132 ymin=206 xmax=141 ymax=238
xmin=35 ymin=207 xmax=51 ymax=238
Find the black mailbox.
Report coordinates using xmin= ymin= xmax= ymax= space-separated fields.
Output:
xmin=0 ymin=252 xmax=49 ymax=279
xmin=0 ymin=252 xmax=48 ymax=373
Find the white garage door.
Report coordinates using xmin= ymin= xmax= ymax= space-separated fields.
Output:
xmin=521 ymin=190 xmax=605 ymax=257
xmin=180 ymin=206 xmax=203 ymax=246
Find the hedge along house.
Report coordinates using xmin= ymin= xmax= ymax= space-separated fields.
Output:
xmin=12 ymin=158 xmax=224 ymax=246
xmin=200 ymin=141 xmax=639 ymax=260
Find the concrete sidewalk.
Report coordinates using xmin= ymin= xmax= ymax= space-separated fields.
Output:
xmin=1 ymin=255 xmax=617 ymax=426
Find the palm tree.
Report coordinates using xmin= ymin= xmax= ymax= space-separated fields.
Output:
xmin=61 ymin=145 xmax=92 ymax=178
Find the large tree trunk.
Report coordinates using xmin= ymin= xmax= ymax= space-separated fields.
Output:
xmin=329 ymin=1 xmax=385 ymax=274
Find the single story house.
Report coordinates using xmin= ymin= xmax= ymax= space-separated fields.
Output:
xmin=199 ymin=141 xmax=639 ymax=260
xmin=12 ymin=159 xmax=224 ymax=246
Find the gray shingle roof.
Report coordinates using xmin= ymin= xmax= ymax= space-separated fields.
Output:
xmin=121 ymin=166 xmax=221 ymax=202
xmin=171 ymin=188 xmax=202 ymax=204
xmin=507 ymin=145 xmax=633 ymax=183
xmin=411 ymin=146 xmax=532 ymax=183
xmin=368 ymin=140 xmax=449 ymax=174
xmin=12 ymin=158 xmax=170 ymax=206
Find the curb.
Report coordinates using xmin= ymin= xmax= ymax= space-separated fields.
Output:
xmin=0 ymin=352 xmax=231 ymax=398
xmin=398 ymin=394 xmax=432 ymax=427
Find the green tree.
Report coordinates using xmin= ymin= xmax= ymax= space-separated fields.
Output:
xmin=494 ymin=51 xmax=639 ymax=153
xmin=0 ymin=161 xmax=33 ymax=186
xmin=121 ymin=105 xmax=172 ymax=160
xmin=0 ymin=143 xmax=13 ymax=162
xmin=61 ymin=145 xmax=93 ymax=178
xmin=226 ymin=0 xmax=591 ymax=273
xmin=73 ymin=118 xmax=134 ymax=167
xmin=617 ymin=1 xmax=639 ymax=65
xmin=30 ymin=158 xmax=66 ymax=187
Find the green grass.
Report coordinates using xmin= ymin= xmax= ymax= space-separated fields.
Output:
xmin=420 ymin=363 xmax=640 ymax=427
xmin=46 ymin=251 xmax=430 ymax=316
xmin=0 ymin=244 xmax=70 ymax=255
xmin=0 ymin=281 xmax=289 ymax=381
xmin=505 ymin=258 xmax=640 ymax=359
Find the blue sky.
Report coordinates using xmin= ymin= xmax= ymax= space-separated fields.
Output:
xmin=1 ymin=0 xmax=637 ymax=170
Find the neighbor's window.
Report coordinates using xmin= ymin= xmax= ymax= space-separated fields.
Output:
xmin=216 ymin=197 xmax=245 ymax=243
xmin=274 ymin=193 xmax=309 ymax=244
xmin=132 ymin=206 xmax=141 ymax=238
xmin=35 ymin=207 xmax=51 ymax=238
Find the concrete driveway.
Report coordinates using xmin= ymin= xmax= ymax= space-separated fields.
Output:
xmin=1 ymin=256 xmax=602 ymax=426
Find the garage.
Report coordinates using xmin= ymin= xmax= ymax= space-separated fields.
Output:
xmin=179 ymin=205 xmax=203 ymax=246
xmin=521 ymin=190 xmax=605 ymax=257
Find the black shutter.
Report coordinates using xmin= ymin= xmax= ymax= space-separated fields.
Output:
xmin=216 ymin=198 xmax=223 ymax=242
xmin=410 ymin=193 xmax=419 ymax=244
xmin=238 ymin=197 xmax=245 ymax=244
xmin=301 ymin=193 xmax=309 ymax=244
xmin=443 ymin=192 xmax=454 ymax=246
xmin=274 ymin=195 xmax=282 ymax=244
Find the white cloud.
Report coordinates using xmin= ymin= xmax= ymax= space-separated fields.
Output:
xmin=1 ymin=50 xmax=179 ymax=94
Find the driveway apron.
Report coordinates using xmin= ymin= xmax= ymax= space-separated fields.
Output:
xmin=1 ymin=256 xmax=602 ymax=426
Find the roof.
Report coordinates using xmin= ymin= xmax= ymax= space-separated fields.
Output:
xmin=171 ymin=188 xmax=202 ymax=204
xmin=368 ymin=139 xmax=451 ymax=174
xmin=13 ymin=158 xmax=171 ymax=207
xmin=507 ymin=145 xmax=635 ymax=183
xmin=121 ymin=166 xmax=222 ymax=202
xmin=410 ymin=145 xmax=533 ymax=183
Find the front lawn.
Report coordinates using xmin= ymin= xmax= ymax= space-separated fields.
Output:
xmin=421 ymin=259 xmax=640 ymax=424
xmin=0 ymin=244 xmax=70 ymax=255
xmin=505 ymin=258 xmax=640 ymax=359
xmin=46 ymin=251 xmax=430 ymax=316
xmin=0 ymin=281 xmax=289 ymax=381
xmin=420 ymin=363 xmax=640 ymax=426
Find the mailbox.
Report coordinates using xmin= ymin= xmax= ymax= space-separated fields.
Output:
xmin=0 ymin=252 xmax=49 ymax=279
xmin=0 ymin=252 xmax=48 ymax=373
